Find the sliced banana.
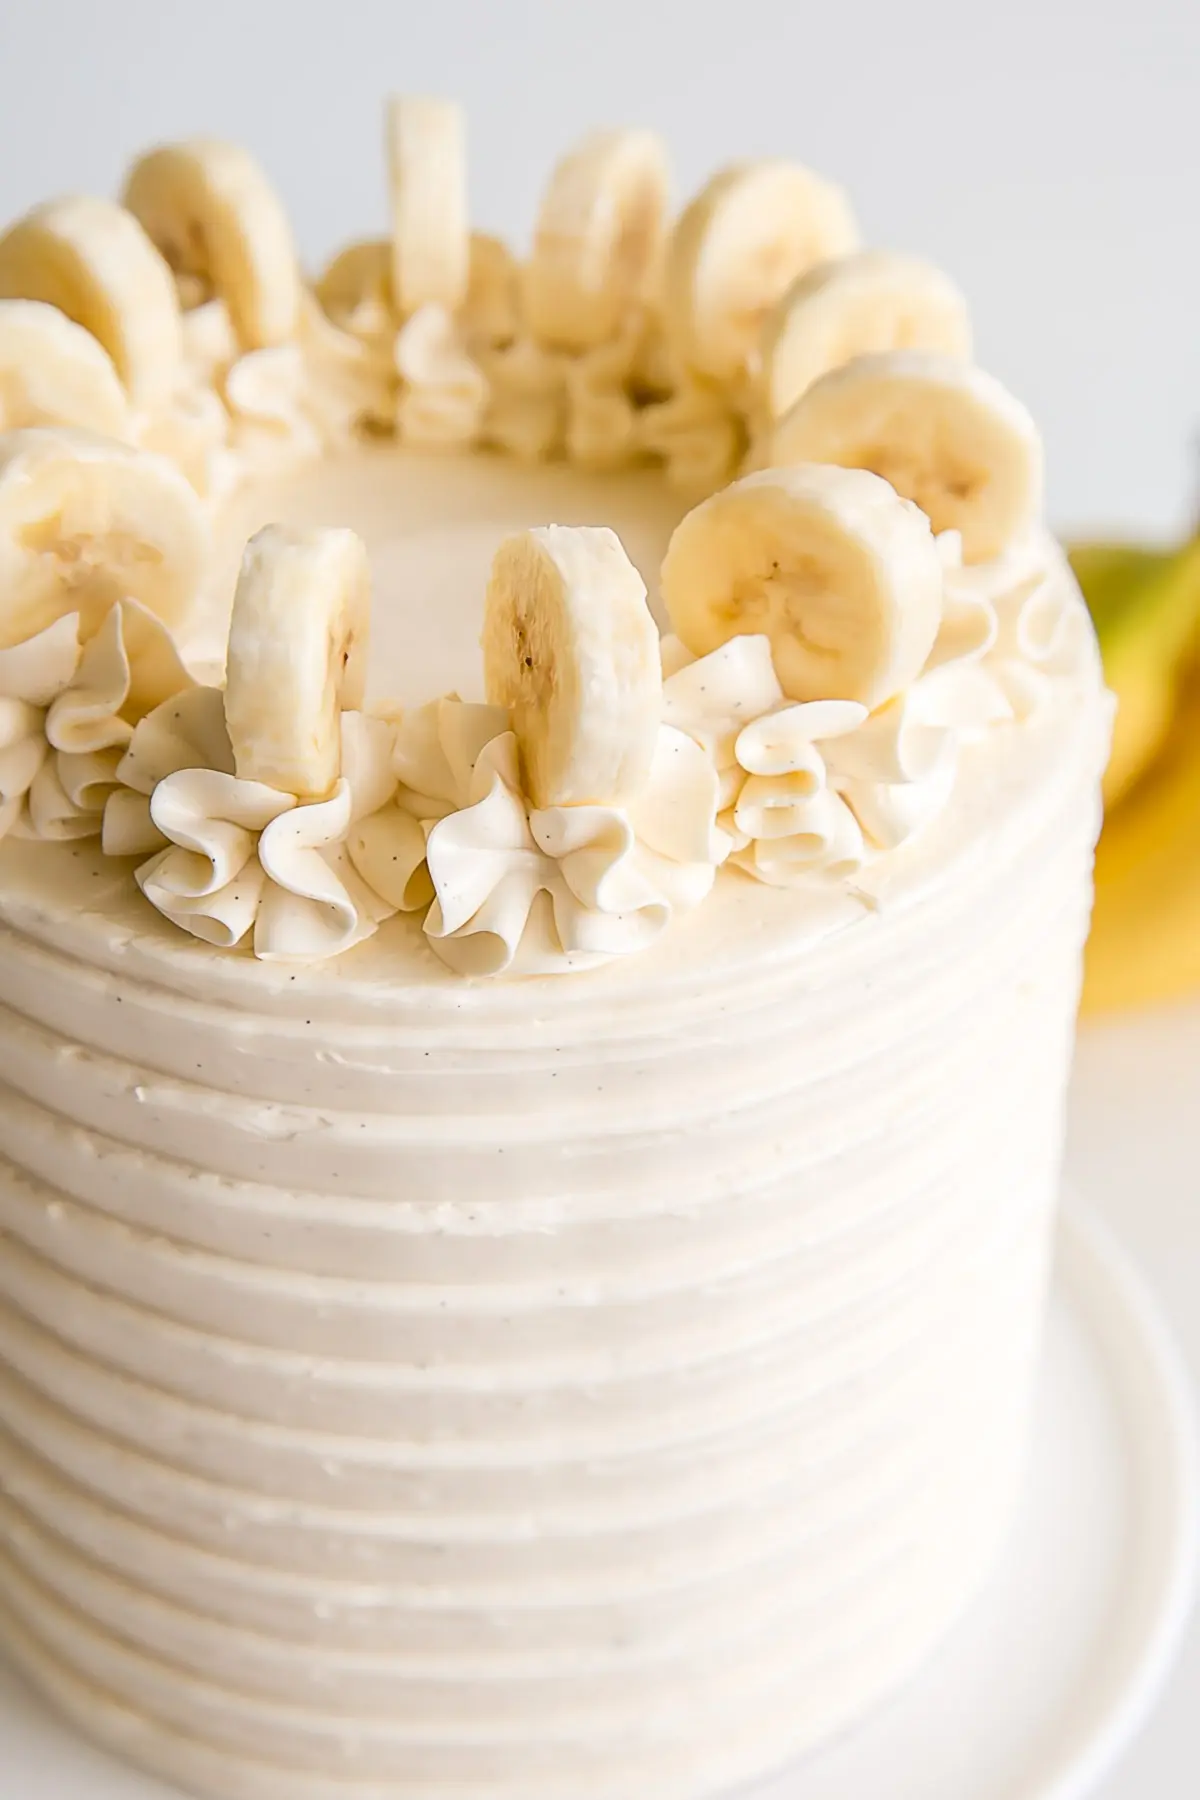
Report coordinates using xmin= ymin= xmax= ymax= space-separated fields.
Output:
xmin=0 ymin=299 xmax=130 ymax=435
xmin=386 ymin=96 xmax=470 ymax=316
xmin=663 ymin=161 xmax=859 ymax=388
xmin=0 ymin=195 xmax=182 ymax=408
xmin=482 ymin=525 xmax=661 ymax=807
xmin=122 ymin=138 xmax=302 ymax=350
xmin=223 ymin=525 xmax=370 ymax=799
xmin=761 ymin=250 xmax=972 ymax=422
xmin=523 ymin=129 xmax=670 ymax=352
xmin=660 ymin=463 xmax=942 ymax=709
xmin=460 ymin=232 xmax=520 ymax=348
xmin=772 ymin=350 xmax=1043 ymax=563
xmin=0 ymin=427 xmax=209 ymax=649
xmin=316 ymin=238 xmax=394 ymax=329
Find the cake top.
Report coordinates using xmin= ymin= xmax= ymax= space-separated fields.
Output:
xmin=0 ymin=99 xmax=1101 ymax=981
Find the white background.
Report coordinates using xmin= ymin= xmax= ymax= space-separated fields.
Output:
xmin=1 ymin=0 xmax=1200 ymax=539
xmin=0 ymin=4 xmax=1198 ymax=1796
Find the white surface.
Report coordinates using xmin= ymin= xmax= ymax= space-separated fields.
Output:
xmin=1 ymin=0 xmax=1199 ymax=539
xmin=1 ymin=1203 xmax=1195 ymax=1800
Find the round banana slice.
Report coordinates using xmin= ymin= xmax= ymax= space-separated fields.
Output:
xmin=772 ymin=350 xmax=1043 ymax=563
xmin=386 ymin=95 xmax=470 ymax=316
xmin=0 ymin=427 xmax=209 ymax=649
xmin=663 ymin=161 xmax=859 ymax=387
xmin=660 ymin=464 xmax=942 ymax=709
xmin=0 ymin=195 xmax=182 ymax=408
xmin=482 ymin=525 xmax=662 ymax=808
xmin=523 ymin=129 xmax=670 ymax=352
xmin=316 ymin=238 xmax=394 ymax=321
xmin=761 ymin=249 xmax=972 ymax=422
xmin=122 ymin=138 xmax=302 ymax=350
xmin=224 ymin=525 xmax=371 ymax=799
xmin=0 ymin=299 xmax=130 ymax=435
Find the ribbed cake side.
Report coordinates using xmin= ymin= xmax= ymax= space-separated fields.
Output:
xmin=0 ymin=698 xmax=1106 ymax=1800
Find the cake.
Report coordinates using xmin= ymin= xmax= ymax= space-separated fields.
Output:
xmin=0 ymin=100 xmax=1109 ymax=1800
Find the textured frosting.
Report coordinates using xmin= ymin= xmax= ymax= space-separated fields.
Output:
xmin=0 ymin=461 xmax=1110 ymax=1792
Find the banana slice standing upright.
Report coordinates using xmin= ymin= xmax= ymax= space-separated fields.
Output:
xmin=772 ymin=350 xmax=1043 ymax=563
xmin=0 ymin=427 xmax=208 ymax=648
xmin=122 ymin=139 xmax=302 ymax=350
xmin=663 ymin=161 xmax=859 ymax=388
xmin=482 ymin=525 xmax=662 ymax=808
xmin=0 ymin=195 xmax=182 ymax=408
xmin=0 ymin=299 xmax=131 ymax=435
xmin=223 ymin=525 xmax=371 ymax=799
xmin=523 ymin=129 xmax=670 ymax=352
xmin=660 ymin=464 xmax=943 ymax=709
xmin=387 ymin=96 xmax=470 ymax=316
xmin=760 ymin=249 xmax=972 ymax=422
xmin=316 ymin=238 xmax=394 ymax=326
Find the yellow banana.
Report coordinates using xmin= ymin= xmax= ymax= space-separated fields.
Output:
xmin=1068 ymin=536 xmax=1200 ymax=807
xmin=1082 ymin=684 xmax=1200 ymax=1015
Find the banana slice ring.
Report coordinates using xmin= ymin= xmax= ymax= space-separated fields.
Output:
xmin=663 ymin=161 xmax=859 ymax=388
xmin=660 ymin=464 xmax=943 ymax=710
xmin=0 ymin=427 xmax=209 ymax=649
xmin=122 ymin=139 xmax=302 ymax=350
xmin=0 ymin=299 xmax=130 ymax=436
xmin=223 ymin=525 xmax=371 ymax=799
xmin=761 ymin=249 xmax=972 ymax=422
xmin=386 ymin=96 xmax=470 ymax=316
xmin=772 ymin=350 xmax=1043 ymax=563
xmin=523 ymin=129 xmax=671 ymax=352
xmin=0 ymin=196 xmax=182 ymax=408
xmin=482 ymin=525 xmax=662 ymax=808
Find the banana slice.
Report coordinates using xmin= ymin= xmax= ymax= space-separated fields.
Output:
xmin=772 ymin=350 xmax=1043 ymax=563
xmin=660 ymin=464 xmax=942 ymax=709
xmin=523 ymin=129 xmax=670 ymax=352
xmin=0 ymin=299 xmax=130 ymax=435
xmin=663 ymin=161 xmax=859 ymax=387
xmin=223 ymin=525 xmax=371 ymax=799
xmin=460 ymin=232 xmax=520 ymax=348
xmin=122 ymin=138 xmax=302 ymax=350
xmin=482 ymin=525 xmax=661 ymax=807
xmin=0 ymin=427 xmax=209 ymax=649
xmin=0 ymin=195 xmax=182 ymax=408
xmin=386 ymin=96 xmax=470 ymax=316
xmin=761 ymin=250 xmax=972 ymax=422
xmin=316 ymin=238 xmax=394 ymax=326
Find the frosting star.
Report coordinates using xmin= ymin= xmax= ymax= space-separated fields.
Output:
xmin=0 ymin=601 xmax=194 ymax=844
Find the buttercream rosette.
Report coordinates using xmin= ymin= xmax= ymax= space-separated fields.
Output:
xmin=357 ymin=694 xmax=725 ymax=977
xmin=0 ymin=600 xmax=194 ymax=843
xmin=112 ymin=691 xmax=401 ymax=960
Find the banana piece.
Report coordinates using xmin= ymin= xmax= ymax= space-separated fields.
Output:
xmin=638 ymin=372 xmax=746 ymax=495
xmin=761 ymin=250 xmax=971 ymax=422
xmin=122 ymin=138 xmax=302 ymax=350
xmin=0 ymin=298 xmax=130 ymax=435
xmin=773 ymin=350 xmax=1042 ymax=564
xmin=316 ymin=238 xmax=394 ymax=326
xmin=663 ymin=161 xmax=859 ymax=387
xmin=523 ymin=129 xmax=670 ymax=352
xmin=0 ymin=195 xmax=182 ymax=408
xmin=223 ymin=525 xmax=371 ymax=799
xmin=482 ymin=525 xmax=661 ymax=807
xmin=0 ymin=427 xmax=208 ymax=649
xmin=660 ymin=464 xmax=942 ymax=708
xmin=386 ymin=96 xmax=470 ymax=316
xmin=460 ymin=232 xmax=520 ymax=348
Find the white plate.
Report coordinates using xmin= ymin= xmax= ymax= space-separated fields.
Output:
xmin=1 ymin=1208 xmax=1196 ymax=1800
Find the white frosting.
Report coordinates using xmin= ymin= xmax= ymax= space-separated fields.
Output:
xmin=391 ymin=705 xmax=723 ymax=975
xmin=0 ymin=602 xmax=193 ymax=844
xmin=114 ymin=696 xmax=401 ymax=960
xmin=395 ymin=305 xmax=488 ymax=451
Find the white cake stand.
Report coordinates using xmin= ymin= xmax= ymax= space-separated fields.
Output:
xmin=1 ymin=1208 xmax=1196 ymax=1800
